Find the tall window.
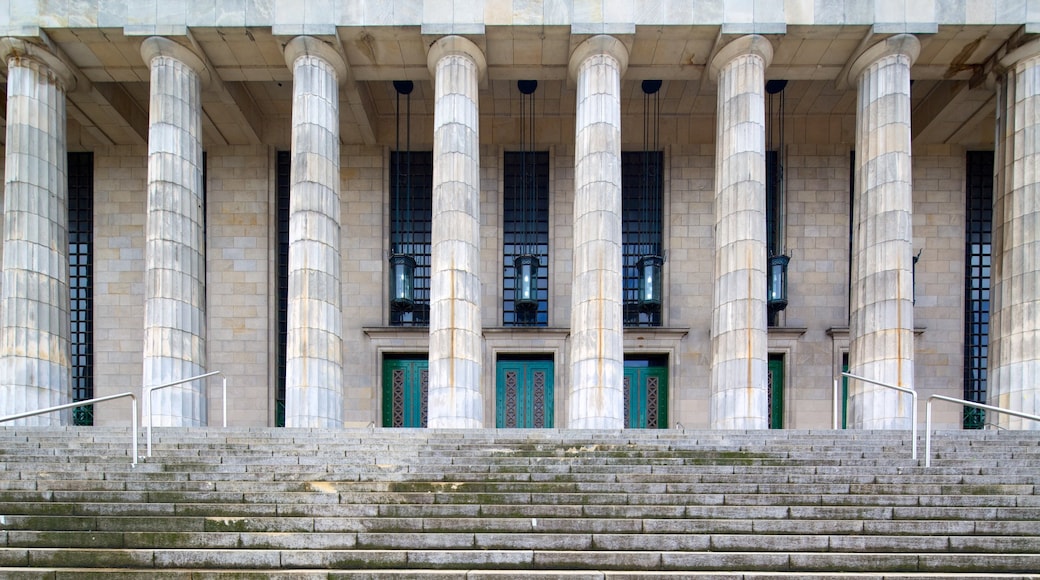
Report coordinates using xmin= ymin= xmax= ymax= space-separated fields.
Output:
xmin=389 ymin=151 xmax=433 ymax=326
xmin=622 ymin=151 xmax=663 ymax=327
xmin=964 ymin=151 xmax=993 ymax=429
xmin=276 ymin=151 xmax=290 ymax=427
xmin=68 ymin=152 xmax=94 ymax=425
xmin=503 ymin=151 xmax=549 ymax=326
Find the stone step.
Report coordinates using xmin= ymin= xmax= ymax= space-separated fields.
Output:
xmin=3 ymin=571 xmax=1040 ymax=580
xmin=3 ymin=548 xmax=1040 ymax=573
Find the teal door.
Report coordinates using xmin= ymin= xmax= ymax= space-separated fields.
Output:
xmin=496 ymin=359 xmax=554 ymax=428
xmin=382 ymin=357 xmax=428 ymax=427
xmin=841 ymin=353 xmax=849 ymax=429
xmin=768 ymin=354 xmax=784 ymax=429
xmin=624 ymin=360 xmax=668 ymax=429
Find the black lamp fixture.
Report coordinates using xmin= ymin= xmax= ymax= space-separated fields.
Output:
xmin=513 ymin=80 xmax=539 ymax=320
xmin=389 ymin=80 xmax=416 ymax=312
xmin=637 ymin=79 xmax=664 ymax=314
xmin=765 ymin=79 xmax=790 ymax=318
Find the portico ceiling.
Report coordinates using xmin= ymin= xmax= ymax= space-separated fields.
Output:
xmin=29 ymin=23 xmax=1028 ymax=149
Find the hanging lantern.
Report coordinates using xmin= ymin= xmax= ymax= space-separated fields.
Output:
xmin=637 ymin=255 xmax=663 ymax=313
xmin=636 ymin=80 xmax=664 ymax=315
xmin=511 ymin=80 xmax=540 ymax=322
xmin=514 ymin=254 xmax=538 ymax=313
xmin=389 ymin=80 xmax=416 ymax=312
xmin=768 ymin=254 xmax=790 ymax=313
xmin=389 ymin=254 xmax=416 ymax=311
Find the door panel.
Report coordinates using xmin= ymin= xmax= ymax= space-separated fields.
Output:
xmin=768 ymin=354 xmax=784 ymax=429
xmin=624 ymin=365 xmax=668 ymax=429
xmin=496 ymin=359 xmax=553 ymax=428
xmin=382 ymin=357 xmax=428 ymax=427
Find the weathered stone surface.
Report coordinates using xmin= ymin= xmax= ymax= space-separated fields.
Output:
xmin=283 ymin=36 xmax=346 ymax=428
xmin=426 ymin=35 xmax=486 ymax=428
xmin=0 ymin=39 xmax=74 ymax=425
xmin=708 ymin=35 xmax=773 ymax=429
xmin=140 ymin=36 xmax=208 ymax=427
xmin=567 ymin=34 xmax=628 ymax=429
xmin=990 ymin=38 xmax=1040 ymax=430
xmin=847 ymin=34 xmax=920 ymax=430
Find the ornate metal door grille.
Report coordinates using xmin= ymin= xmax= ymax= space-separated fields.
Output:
xmin=497 ymin=360 xmax=553 ymax=428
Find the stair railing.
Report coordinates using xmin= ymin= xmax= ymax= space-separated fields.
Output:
xmin=146 ymin=370 xmax=227 ymax=457
xmin=0 ymin=393 xmax=139 ymax=465
xmin=925 ymin=395 xmax=1040 ymax=467
xmin=838 ymin=372 xmax=918 ymax=460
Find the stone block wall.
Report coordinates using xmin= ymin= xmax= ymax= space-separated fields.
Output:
xmin=92 ymin=146 xmax=147 ymax=425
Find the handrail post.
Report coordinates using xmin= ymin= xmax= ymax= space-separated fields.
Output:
xmin=925 ymin=399 xmax=933 ymax=468
xmin=910 ymin=391 xmax=918 ymax=460
xmin=146 ymin=385 xmax=153 ymax=458
xmin=222 ymin=375 xmax=228 ymax=428
xmin=131 ymin=396 xmax=138 ymax=466
xmin=833 ymin=379 xmax=839 ymax=430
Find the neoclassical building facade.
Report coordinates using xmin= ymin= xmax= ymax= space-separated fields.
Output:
xmin=0 ymin=1 xmax=1037 ymax=431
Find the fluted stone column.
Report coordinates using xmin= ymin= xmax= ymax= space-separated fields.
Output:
xmin=426 ymin=36 xmax=485 ymax=428
xmin=567 ymin=35 xmax=628 ymax=429
xmin=708 ymin=35 xmax=773 ymax=429
xmin=990 ymin=38 xmax=1040 ymax=429
xmin=283 ymin=36 xmax=347 ymax=428
xmin=0 ymin=39 xmax=76 ymax=425
xmin=140 ymin=37 xmax=209 ymax=426
xmin=846 ymin=35 xmax=920 ymax=429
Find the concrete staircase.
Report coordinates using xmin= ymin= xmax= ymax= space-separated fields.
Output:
xmin=0 ymin=427 xmax=1038 ymax=579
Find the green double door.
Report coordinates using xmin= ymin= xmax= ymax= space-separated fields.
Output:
xmin=496 ymin=359 xmax=554 ymax=428
xmin=768 ymin=354 xmax=784 ymax=429
xmin=382 ymin=357 xmax=428 ymax=427
xmin=624 ymin=360 xmax=668 ymax=429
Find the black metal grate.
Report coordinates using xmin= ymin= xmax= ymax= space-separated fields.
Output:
xmin=276 ymin=151 xmax=289 ymax=427
xmin=622 ymin=151 xmax=663 ymax=327
xmin=503 ymin=151 xmax=549 ymax=326
xmin=963 ymin=151 xmax=993 ymax=429
xmin=389 ymin=151 xmax=433 ymax=326
xmin=68 ymin=152 xmax=94 ymax=425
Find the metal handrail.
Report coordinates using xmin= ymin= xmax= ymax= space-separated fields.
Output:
xmin=925 ymin=395 xmax=1040 ymax=467
xmin=839 ymin=372 xmax=918 ymax=460
xmin=0 ymin=393 xmax=138 ymax=466
xmin=146 ymin=370 xmax=227 ymax=457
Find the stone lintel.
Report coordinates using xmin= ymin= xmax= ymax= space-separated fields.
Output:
xmin=283 ymin=35 xmax=348 ymax=84
xmin=272 ymin=23 xmax=337 ymax=38
xmin=421 ymin=23 xmax=486 ymax=37
xmin=708 ymin=34 xmax=774 ymax=82
xmin=720 ymin=23 xmax=787 ymax=36
xmin=871 ymin=22 xmax=939 ymax=35
xmin=846 ymin=34 xmax=920 ymax=88
xmin=140 ymin=36 xmax=211 ymax=87
xmin=570 ymin=23 xmax=636 ymax=37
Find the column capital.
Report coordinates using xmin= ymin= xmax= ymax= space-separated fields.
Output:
xmin=426 ymin=35 xmax=487 ymax=81
xmin=140 ymin=36 xmax=211 ymax=87
xmin=846 ymin=34 xmax=920 ymax=88
xmin=0 ymin=37 xmax=77 ymax=91
xmin=568 ymin=34 xmax=629 ymax=82
xmin=1000 ymin=37 xmax=1040 ymax=70
xmin=283 ymin=35 xmax=348 ymax=85
xmin=708 ymin=35 xmax=773 ymax=82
